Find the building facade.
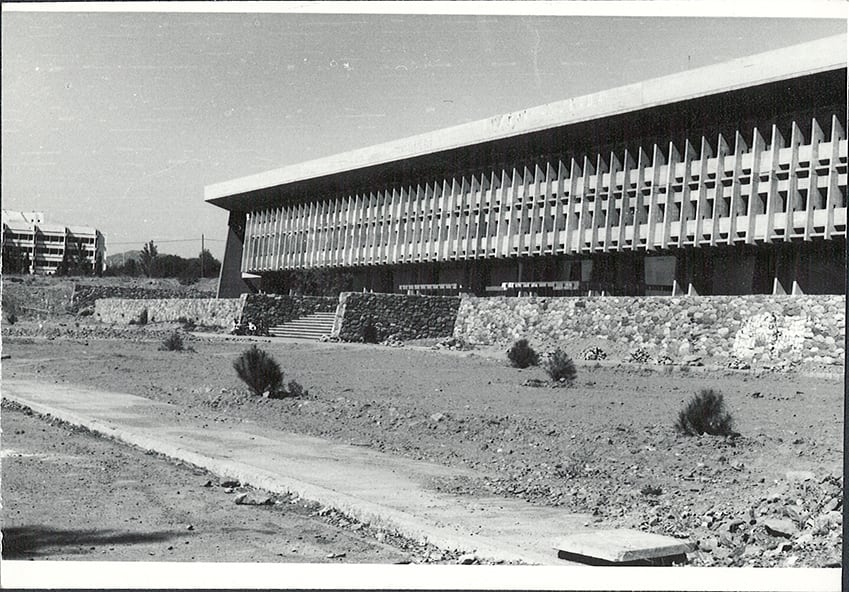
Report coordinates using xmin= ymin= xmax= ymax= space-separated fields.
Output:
xmin=207 ymin=35 xmax=847 ymax=298
xmin=1 ymin=210 xmax=106 ymax=275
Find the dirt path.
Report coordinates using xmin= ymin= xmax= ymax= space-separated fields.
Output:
xmin=0 ymin=405 xmax=418 ymax=563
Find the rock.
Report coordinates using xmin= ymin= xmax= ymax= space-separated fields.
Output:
xmin=186 ymin=524 xmax=194 ymax=531
xmin=326 ymin=552 xmax=346 ymax=559
xmin=699 ymin=537 xmax=719 ymax=553
xmin=240 ymin=495 xmax=274 ymax=506
xmin=793 ymin=531 xmax=814 ymax=547
xmin=822 ymin=496 xmax=841 ymax=513
xmin=812 ymin=511 xmax=842 ymax=532
xmin=763 ymin=518 xmax=798 ymax=538
xmin=220 ymin=478 xmax=240 ymax=488
xmin=233 ymin=493 xmax=249 ymax=505
xmin=784 ymin=470 xmax=815 ymax=482
xmin=430 ymin=412 xmax=446 ymax=422
xmin=727 ymin=519 xmax=745 ymax=533
xmin=458 ymin=553 xmax=478 ymax=565
xmin=781 ymin=505 xmax=807 ymax=526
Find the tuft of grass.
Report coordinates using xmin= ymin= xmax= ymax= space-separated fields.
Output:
xmin=543 ymin=349 xmax=577 ymax=385
xmin=507 ymin=339 xmax=539 ymax=369
xmin=675 ymin=388 xmax=735 ymax=436
xmin=233 ymin=345 xmax=283 ymax=396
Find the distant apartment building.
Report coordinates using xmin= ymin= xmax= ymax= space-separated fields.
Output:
xmin=1 ymin=210 xmax=106 ymax=275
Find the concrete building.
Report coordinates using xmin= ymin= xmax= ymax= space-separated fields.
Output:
xmin=1 ymin=210 xmax=106 ymax=275
xmin=207 ymin=35 xmax=847 ymax=298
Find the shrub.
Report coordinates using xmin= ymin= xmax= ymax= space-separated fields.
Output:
xmin=129 ymin=308 xmax=148 ymax=326
xmin=285 ymin=380 xmax=308 ymax=398
xmin=507 ymin=339 xmax=539 ymax=368
xmin=362 ymin=321 xmax=379 ymax=344
xmin=159 ymin=331 xmax=185 ymax=352
xmin=182 ymin=318 xmax=197 ymax=331
xmin=544 ymin=349 xmax=577 ymax=385
xmin=233 ymin=345 xmax=283 ymax=396
xmin=640 ymin=484 xmax=663 ymax=496
xmin=675 ymin=389 xmax=735 ymax=436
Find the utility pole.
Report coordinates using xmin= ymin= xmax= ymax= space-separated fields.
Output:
xmin=201 ymin=233 xmax=205 ymax=278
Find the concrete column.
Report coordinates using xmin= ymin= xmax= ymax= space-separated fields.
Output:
xmin=217 ymin=211 xmax=257 ymax=298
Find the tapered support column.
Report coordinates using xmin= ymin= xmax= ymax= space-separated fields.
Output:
xmin=217 ymin=211 xmax=258 ymax=298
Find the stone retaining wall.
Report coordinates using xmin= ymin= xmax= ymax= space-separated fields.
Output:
xmin=94 ymin=298 xmax=243 ymax=327
xmin=332 ymin=292 xmax=460 ymax=342
xmin=71 ymin=285 xmax=208 ymax=313
xmin=454 ymin=295 xmax=845 ymax=366
xmin=240 ymin=294 xmax=338 ymax=329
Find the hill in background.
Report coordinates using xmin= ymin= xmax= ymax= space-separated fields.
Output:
xmin=106 ymin=250 xmax=141 ymax=268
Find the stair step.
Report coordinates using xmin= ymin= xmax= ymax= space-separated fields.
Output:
xmin=267 ymin=312 xmax=337 ymax=341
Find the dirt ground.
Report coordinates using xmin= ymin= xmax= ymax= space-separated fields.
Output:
xmin=0 ymin=403 xmax=442 ymax=563
xmin=1 ymin=316 xmax=842 ymax=567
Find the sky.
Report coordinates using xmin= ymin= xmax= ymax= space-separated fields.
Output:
xmin=2 ymin=3 xmax=846 ymax=259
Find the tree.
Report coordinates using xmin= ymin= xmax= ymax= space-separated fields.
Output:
xmin=140 ymin=240 xmax=158 ymax=277
xmin=2 ymin=244 xmax=30 ymax=274
xmin=199 ymin=249 xmax=221 ymax=278
xmin=57 ymin=238 xmax=92 ymax=276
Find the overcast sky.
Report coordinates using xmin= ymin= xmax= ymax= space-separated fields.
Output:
xmin=2 ymin=4 xmax=845 ymax=259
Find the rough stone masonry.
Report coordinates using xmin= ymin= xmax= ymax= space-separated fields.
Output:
xmin=453 ymin=295 xmax=845 ymax=366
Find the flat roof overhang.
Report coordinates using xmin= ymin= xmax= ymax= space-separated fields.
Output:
xmin=206 ymin=33 xmax=847 ymax=211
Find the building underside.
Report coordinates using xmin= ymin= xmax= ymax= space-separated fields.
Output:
xmin=207 ymin=35 xmax=847 ymax=298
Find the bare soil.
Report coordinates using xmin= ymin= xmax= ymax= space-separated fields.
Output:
xmin=0 ymin=403 xmax=441 ymax=563
xmin=1 ymin=317 xmax=842 ymax=567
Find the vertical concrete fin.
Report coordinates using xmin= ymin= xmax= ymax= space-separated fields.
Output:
xmin=785 ymin=122 xmax=804 ymax=241
xmin=824 ymin=115 xmax=845 ymax=235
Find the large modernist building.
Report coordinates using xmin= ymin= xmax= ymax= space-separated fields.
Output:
xmin=1 ymin=210 xmax=106 ymax=275
xmin=207 ymin=35 xmax=846 ymax=298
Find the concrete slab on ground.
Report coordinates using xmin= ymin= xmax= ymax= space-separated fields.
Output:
xmin=555 ymin=529 xmax=694 ymax=564
xmin=2 ymin=379 xmax=595 ymax=565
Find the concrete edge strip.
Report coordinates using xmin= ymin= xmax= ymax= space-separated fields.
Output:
xmin=2 ymin=392 xmax=552 ymax=565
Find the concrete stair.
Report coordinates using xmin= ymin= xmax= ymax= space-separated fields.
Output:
xmin=268 ymin=312 xmax=336 ymax=340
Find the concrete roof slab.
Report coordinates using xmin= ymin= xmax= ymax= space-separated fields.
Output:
xmin=206 ymin=34 xmax=847 ymax=206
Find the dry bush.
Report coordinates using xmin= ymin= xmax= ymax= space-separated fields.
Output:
xmin=508 ymin=339 xmax=539 ymax=368
xmin=675 ymin=389 xmax=735 ymax=436
xmin=285 ymin=380 xmax=308 ymax=398
xmin=159 ymin=331 xmax=185 ymax=352
xmin=544 ymin=349 xmax=577 ymax=385
xmin=233 ymin=345 xmax=283 ymax=396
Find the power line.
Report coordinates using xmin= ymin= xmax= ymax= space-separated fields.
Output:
xmin=108 ymin=237 xmax=224 ymax=245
